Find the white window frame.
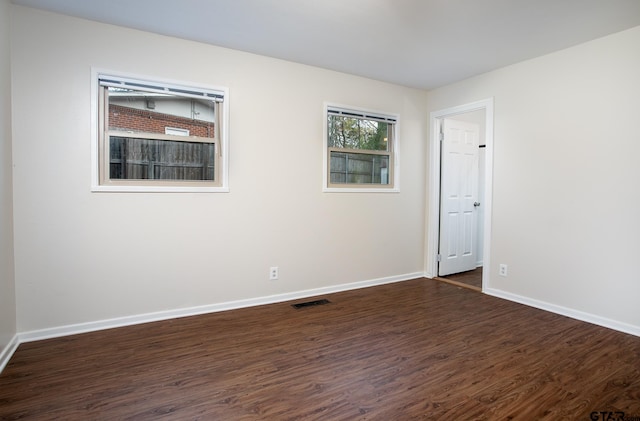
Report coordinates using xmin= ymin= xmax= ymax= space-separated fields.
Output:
xmin=323 ymin=103 xmax=400 ymax=193
xmin=91 ymin=69 xmax=230 ymax=193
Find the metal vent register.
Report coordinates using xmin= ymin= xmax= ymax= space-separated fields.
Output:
xmin=291 ymin=299 xmax=331 ymax=309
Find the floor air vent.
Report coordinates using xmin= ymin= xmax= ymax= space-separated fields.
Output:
xmin=291 ymin=299 xmax=331 ymax=309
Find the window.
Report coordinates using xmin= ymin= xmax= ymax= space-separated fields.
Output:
xmin=324 ymin=104 xmax=398 ymax=192
xmin=93 ymin=72 xmax=229 ymax=192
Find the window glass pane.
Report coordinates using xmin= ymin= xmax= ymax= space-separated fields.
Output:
xmin=330 ymin=151 xmax=389 ymax=185
xmin=108 ymin=87 xmax=216 ymax=138
xmin=110 ymin=136 xmax=215 ymax=181
xmin=96 ymin=74 xmax=228 ymax=191
xmin=328 ymin=115 xmax=390 ymax=151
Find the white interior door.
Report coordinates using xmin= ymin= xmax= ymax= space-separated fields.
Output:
xmin=438 ymin=118 xmax=480 ymax=276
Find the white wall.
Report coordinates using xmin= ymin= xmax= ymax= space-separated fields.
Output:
xmin=428 ymin=26 xmax=640 ymax=331
xmin=0 ymin=0 xmax=17 ymax=355
xmin=10 ymin=6 xmax=427 ymax=332
xmin=10 ymin=5 xmax=638 ymax=339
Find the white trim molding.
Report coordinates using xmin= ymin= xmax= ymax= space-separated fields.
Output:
xmin=90 ymin=67 xmax=231 ymax=193
xmin=0 ymin=334 xmax=19 ymax=373
xmin=485 ymin=287 xmax=640 ymax=337
xmin=322 ymin=102 xmax=400 ymax=193
xmin=426 ymin=98 xmax=494 ymax=291
xmin=18 ymin=272 xmax=424 ymax=344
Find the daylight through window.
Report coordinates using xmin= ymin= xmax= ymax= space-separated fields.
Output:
xmin=95 ymin=74 xmax=227 ymax=191
xmin=325 ymin=106 xmax=397 ymax=190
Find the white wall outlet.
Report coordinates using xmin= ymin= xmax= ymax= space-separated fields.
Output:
xmin=499 ymin=264 xmax=508 ymax=277
xmin=269 ymin=266 xmax=279 ymax=280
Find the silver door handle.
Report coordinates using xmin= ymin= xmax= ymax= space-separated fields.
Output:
xmin=474 ymin=202 xmax=481 ymax=207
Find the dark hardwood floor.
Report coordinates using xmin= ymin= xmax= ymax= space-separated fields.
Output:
xmin=1 ymin=278 xmax=639 ymax=420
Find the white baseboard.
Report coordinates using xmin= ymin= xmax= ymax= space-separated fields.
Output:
xmin=484 ymin=287 xmax=640 ymax=337
xmin=0 ymin=334 xmax=19 ymax=373
xmin=6 ymin=275 xmax=637 ymax=376
xmin=18 ymin=272 xmax=425 ymax=344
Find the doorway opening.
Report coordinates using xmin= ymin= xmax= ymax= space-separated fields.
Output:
xmin=426 ymin=99 xmax=494 ymax=292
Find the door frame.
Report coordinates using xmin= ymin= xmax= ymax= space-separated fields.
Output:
xmin=426 ymin=98 xmax=494 ymax=290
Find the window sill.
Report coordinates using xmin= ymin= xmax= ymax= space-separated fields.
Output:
xmin=322 ymin=186 xmax=399 ymax=193
xmin=91 ymin=185 xmax=229 ymax=193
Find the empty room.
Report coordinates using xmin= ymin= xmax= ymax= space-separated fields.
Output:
xmin=1 ymin=0 xmax=639 ymax=419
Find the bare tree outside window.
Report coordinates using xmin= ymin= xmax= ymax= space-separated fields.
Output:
xmin=326 ymin=108 xmax=396 ymax=187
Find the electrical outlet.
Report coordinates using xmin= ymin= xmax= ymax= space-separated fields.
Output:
xmin=269 ymin=266 xmax=279 ymax=280
xmin=499 ymin=264 xmax=508 ymax=277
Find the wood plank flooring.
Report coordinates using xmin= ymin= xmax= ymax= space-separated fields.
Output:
xmin=1 ymin=278 xmax=639 ymax=420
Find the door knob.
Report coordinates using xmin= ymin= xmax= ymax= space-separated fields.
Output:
xmin=474 ymin=202 xmax=481 ymax=207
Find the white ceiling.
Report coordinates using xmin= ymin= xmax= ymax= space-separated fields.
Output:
xmin=11 ymin=0 xmax=640 ymax=89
